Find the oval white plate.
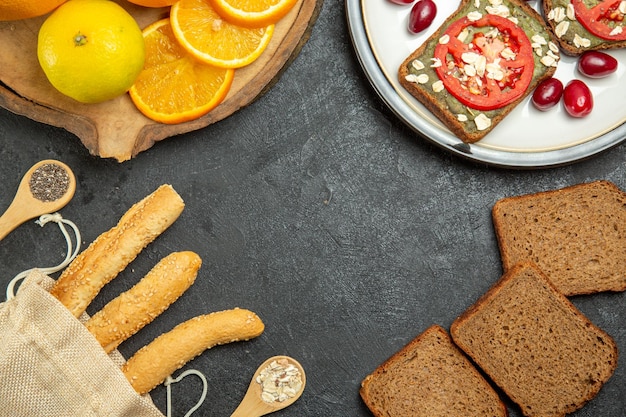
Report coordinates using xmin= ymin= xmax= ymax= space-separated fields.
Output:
xmin=346 ymin=0 xmax=626 ymax=168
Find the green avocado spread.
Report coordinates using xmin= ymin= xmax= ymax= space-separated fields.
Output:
xmin=546 ymin=0 xmax=623 ymax=50
xmin=403 ymin=0 xmax=560 ymax=136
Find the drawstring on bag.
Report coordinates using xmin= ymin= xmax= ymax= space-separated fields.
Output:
xmin=165 ymin=370 xmax=208 ymax=417
xmin=6 ymin=212 xmax=81 ymax=301
xmin=4 ymin=212 xmax=208 ymax=417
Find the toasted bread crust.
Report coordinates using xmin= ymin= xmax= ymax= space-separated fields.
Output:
xmin=122 ymin=308 xmax=264 ymax=394
xmin=50 ymin=184 xmax=185 ymax=317
xmin=398 ymin=0 xmax=558 ymax=143
xmin=360 ymin=325 xmax=507 ymax=417
xmin=543 ymin=0 xmax=626 ymax=55
xmin=85 ymin=251 xmax=202 ymax=353
xmin=492 ymin=180 xmax=626 ymax=295
xmin=451 ymin=262 xmax=619 ymax=417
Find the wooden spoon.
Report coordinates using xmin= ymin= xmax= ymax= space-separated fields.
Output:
xmin=0 ymin=159 xmax=76 ymax=241
xmin=230 ymin=355 xmax=306 ymax=417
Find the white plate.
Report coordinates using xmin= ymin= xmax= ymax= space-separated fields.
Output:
xmin=346 ymin=0 xmax=626 ymax=168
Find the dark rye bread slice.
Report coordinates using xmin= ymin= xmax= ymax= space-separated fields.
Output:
xmin=492 ymin=180 xmax=626 ymax=296
xmin=543 ymin=0 xmax=626 ymax=55
xmin=450 ymin=262 xmax=618 ymax=417
xmin=398 ymin=0 xmax=559 ymax=143
xmin=360 ymin=325 xmax=507 ymax=417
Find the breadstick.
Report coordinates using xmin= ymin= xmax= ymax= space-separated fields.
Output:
xmin=50 ymin=184 xmax=185 ymax=317
xmin=122 ymin=308 xmax=265 ymax=394
xmin=85 ymin=251 xmax=202 ymax=353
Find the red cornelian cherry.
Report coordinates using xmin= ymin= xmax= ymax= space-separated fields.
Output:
xmin=388 ymin=0 xmax=413 ymax=4
xmin=563 ymin=80 xmax=593 ymax=118
xmin=577 ymin=51 xmax=618 ymax=78
xmin=532 ymin=78 xmax=563 ymax=111
xmin=408 ymin=0 xmax=437 ymax=34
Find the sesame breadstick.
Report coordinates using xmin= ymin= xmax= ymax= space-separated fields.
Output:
xmin=122 ymin=308 xmax=265 ymax=394
xmin=50 ymin=184 xmax=185 ymax=317
xmin=85 ymin=251 xmax=202 ymax=353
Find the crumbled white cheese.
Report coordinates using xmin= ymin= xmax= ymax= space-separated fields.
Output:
xmin=548 ymin=41 xmax=560 ymax=54
xmin=467 ymin=11 xmax=483 ymax=21
xmin=432 ymin=80 xmax=444 ymax=93
xmin=465 ymin=64 xmax=477 ymax=77
xmin=439 ymin=34 xmax=450 ymax=44
xmin=610 ymin=26 xmax=623 ymax=36
xmin=531 ymin=41 xmax=543 ymax=49
xmin=574 ymin=33 xmax=591 ymax=48
xmin=540 ymin=54 xmax=557 ymax=67
xmin=457 ymin=28 xmax=469 ymax=43
xmin=486 ymin=4 xmax=510 ymax=17
xmin=531 ymin=34 xmax=547 ymax=45
xmin=486 ymin=61 xmax=504 ymax=80
xmin=548 ymin=7 xmax=566 ymax=22
xmin=457 ymin=114 xmax=469 ymax=122
xmin=555 ymin=21 xmax=569 ymax=38
xmin=500 ymin=47 xmax=516 ymax=60
xmin=566 ymin=3 xmax=575 ymax=20
xmin=405 ymin=74 xmax=420 ymax=83
xmin=461 ymin=51 xmax=481 ymax=65
xmin=461 ymin=53 xmax=486 ymax=77
xmin=547 ymin=49 xmax=559 ymax=60
xmin=485 ymin=28 xmax=499 ymax=39
xmin=474 ymin=114 xmax=492 ymax=131
xmin=411 ymin=59 xmax=425 ymax=71
xmin=416 ymin=73 xmax=429 ymax=84
xmin=430 ymin=58 xmax=442 ymax=68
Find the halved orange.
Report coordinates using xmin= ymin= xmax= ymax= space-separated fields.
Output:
xmin=208 ymin=0 xmax=299 ymax=28
xmin=170 ymin=0 xmax=274 ymax=69
xmin=129 ymin=19 xmax=235 ymax=124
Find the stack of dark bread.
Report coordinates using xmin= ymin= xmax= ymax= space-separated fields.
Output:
xmin=360 ymin=180 xmax=624 ymax=417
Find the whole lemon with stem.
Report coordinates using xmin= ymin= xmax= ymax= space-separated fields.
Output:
xmin=37 ymin=0 xmax=145 ymax=104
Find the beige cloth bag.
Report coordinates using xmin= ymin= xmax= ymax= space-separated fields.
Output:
xmin=0 ymin=269 xmax=165 ymax=417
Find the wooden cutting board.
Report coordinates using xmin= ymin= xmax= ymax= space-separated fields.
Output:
xmin=0 ymin=0 xmax=322 ymax=162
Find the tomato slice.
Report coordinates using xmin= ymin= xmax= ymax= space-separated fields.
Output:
xmin=572 ymin=0 xmax=626 ymax=41
xmin=434 ymin=14 xmax=534 ymax=111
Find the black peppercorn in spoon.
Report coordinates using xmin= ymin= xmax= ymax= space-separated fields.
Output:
xmin=0 ymin=160 xmax=76 ymax=241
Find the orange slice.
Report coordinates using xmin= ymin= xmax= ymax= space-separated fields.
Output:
xmin=129 ymin=19 xmax=235 ymax=124
xmin=170 ymin=0 xmax=274 ymax=69
xmin=208 ymin=0 xmax=299 ymax=28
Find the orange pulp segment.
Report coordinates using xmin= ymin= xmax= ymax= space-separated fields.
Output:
xmin=170 ymin=0 xmax=274 ymax=69
xmin=208 ymin=0 xmax=299 ymax=28
xmin=129 ymin=18 xmax=235 ymax=124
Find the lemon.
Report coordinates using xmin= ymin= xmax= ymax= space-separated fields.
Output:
xmin=37 ymin=0 xmax=145 ymax=104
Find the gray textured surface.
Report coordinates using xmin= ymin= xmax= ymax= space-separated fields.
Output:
xmin=0 ymin=2 xmax=625 ymax=416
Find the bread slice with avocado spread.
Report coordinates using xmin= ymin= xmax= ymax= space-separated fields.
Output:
xmin=543 ymin=0 xmax=626 ymax=55
xmin=398 ymin=0 xmax=560 ymax=143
